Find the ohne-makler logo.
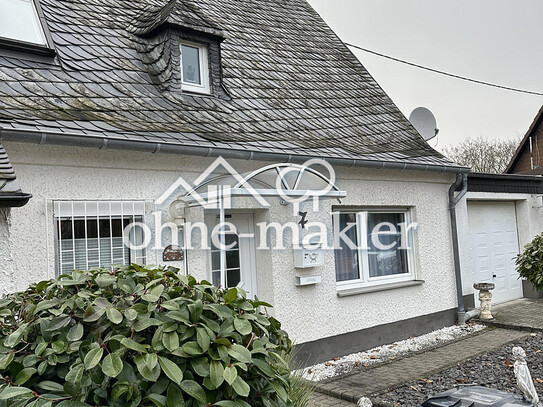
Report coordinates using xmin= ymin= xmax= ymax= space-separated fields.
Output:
xmin=121 ymin=157 xmax=418 ymax=252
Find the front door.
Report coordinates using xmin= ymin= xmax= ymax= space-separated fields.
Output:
xmin=208 ymin=213 xmax=258 ymax=298
xmin=468 ymin=201 xmax=522 ymax=304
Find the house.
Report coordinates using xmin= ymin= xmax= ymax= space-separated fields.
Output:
xmin=505 ymin=106 xmax=543 ymax=175
xmin=0 ymin=0 xmax=478 ymax=365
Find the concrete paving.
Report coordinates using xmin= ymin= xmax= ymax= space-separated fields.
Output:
xmin=480 ymin=298 xmax=543 ymax=331
xmin=307 ymin=327 xmax=528 ymax=406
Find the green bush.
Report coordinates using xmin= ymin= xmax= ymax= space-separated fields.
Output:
xmin=516 ymin=233 xmax=543 ymax=291
xmin=0 ymin=265 xmax=293 ymax=406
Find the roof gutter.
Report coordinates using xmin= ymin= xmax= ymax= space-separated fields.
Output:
xmin=0 ymin=192 xmax=32 ymax=208
xmin=0 ymin=127 xmax=470 ymax=174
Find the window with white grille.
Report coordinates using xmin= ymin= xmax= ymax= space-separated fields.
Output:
xmin=53 ymin=201 xmax=146 ymax=275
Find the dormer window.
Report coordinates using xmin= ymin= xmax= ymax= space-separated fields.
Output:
xmin=180 ymin=41 xmax=210 ymax=94
xmin=0 ymin=0 xmax=47 ymax=45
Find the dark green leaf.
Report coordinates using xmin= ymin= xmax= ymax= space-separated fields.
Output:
xmin=82 ymin=307 xmax=105 ymax=323
xmin=36 ymin=381 xmax=64 ymax=392
xmin=102 ymin=353 xmax=123 ymax=378
xmin=223 ymin=365 xmax=237 ymax=385
xmin=233 ymin=318 xmax=252 ymax=336
xmin=120 ymin=338 xmax=148 ymax=353
xmin=224 ymin=288 xmax=238 ymax=303
xmin=83 ymin=347 xmax=103 ymax=370
xmin=134 ymin=354 xmax=161 ymax=382
xmin=67 ymin=324 xmax=84 ymax=342
xmin=180 ymin=380 xmax=207 ymax=403
xmin=158 ymin=356 xmax=183 ymax=385
xmin=162 ymin=332 xmax=179 ymax=352
xmin=0 ymin=353 xmax=14 ymax=370
xmin=14 ymin=368 xmax=37 ymax=385
xmin=46 ymin=316 xmax=71 ymax=332
xmin=4 ymin=323 xmax=28 ymax=348
xmin=227 ymin=344 xmax=252 ymax=364
xmin=166 ymin=384 xmax=184 ymax=407
xmin=105 ymin=308 xmax=123 ymax=324
xmin=0 ymin=387 xmax=33 ymax=400
xmin=231 ymin=376 xmax=250 ymax=397
xmin=209 ymin=360 xmax=224 ymax=388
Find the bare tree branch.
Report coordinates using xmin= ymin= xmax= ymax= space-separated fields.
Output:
xmin=440 ymin=136 xmax=521 ymax=173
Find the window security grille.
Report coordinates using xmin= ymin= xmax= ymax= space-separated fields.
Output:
xmin=53 ymin=200 xmax=146 ymax=275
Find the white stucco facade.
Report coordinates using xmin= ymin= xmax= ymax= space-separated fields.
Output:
xmin=3 ymin=141 xmax=460 ymax=345
xmin=0 ymin=208 xmax=15 ymax=296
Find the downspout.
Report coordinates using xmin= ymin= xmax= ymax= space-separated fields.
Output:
xmin=449 ymin=173 xmax=469 ymax=324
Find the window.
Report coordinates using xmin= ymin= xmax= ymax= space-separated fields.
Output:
xmin=54 ymin=201 xmax=146 ymax=275
xmin=180 ymin=41 xmax=210 ymax=94
xmin=333 ymin=209 xmax=417 ymax=290
xmin=0 ymin=0 xmax=47 ymax=45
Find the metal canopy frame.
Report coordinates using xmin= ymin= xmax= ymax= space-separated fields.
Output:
xmin=178 ymin=162 xmax=346 ymax=291
xmin=180 ymin=162 xmax=346 ymax=206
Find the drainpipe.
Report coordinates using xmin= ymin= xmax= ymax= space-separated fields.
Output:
xmin=449 ymin=173 xmax=469 ymax=324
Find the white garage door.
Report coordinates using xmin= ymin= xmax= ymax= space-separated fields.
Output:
xmin=468 ymin=201 xmax=522 ymax=304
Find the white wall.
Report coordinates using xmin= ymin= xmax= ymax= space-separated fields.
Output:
xmin=0 ymin=208 xmax=15 ymax=295
xmin=4 ymin=141 xmax=459 ymax=344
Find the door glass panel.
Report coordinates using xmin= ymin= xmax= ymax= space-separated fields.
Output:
xmin=211 ymin=232 xmax=241 ymax=288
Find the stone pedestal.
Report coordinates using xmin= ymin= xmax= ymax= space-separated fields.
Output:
xmin=473 ymin=282 xmax=496 ymax=320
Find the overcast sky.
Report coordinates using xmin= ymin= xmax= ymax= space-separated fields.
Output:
xmin=307 ymin=0 xmax=543 ymax=147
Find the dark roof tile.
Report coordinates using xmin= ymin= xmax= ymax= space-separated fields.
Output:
xmin=0 ymin=0 xmax=457 ymax=168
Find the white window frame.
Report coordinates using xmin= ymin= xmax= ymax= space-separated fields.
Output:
xmin=53 ymin=200 xmax=147 ymax=276
xmin=179 ymin=40 xmax=210 ymax=94
xmin=0 ymin=0 xmax=47 ymax=46
xmin=334 ymin=208 xmax=418 ymax=291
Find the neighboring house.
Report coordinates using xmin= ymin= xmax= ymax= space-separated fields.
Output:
xmin=505 ymin=106 xmax=543 ymax=175
xmin=0 ymin=0 xmax=485 ymax=364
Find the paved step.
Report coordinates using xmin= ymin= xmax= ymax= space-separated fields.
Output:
xmin=311 ymin=328 xmax=528 ymax=404
xmin=480 ymin=299 xmax=543 ymax=332
xmin=308 ymin=392 xmax=356 ymax=407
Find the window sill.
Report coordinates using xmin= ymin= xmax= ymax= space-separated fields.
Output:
xmin=337 ymin=279 xmax=424 ymax=297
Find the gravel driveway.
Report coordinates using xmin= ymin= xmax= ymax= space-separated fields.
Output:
xmin=378 ymin=332 xmax=543 ymax=406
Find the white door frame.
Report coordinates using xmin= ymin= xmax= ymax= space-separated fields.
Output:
xmin=205 ymin=212 xmax=258 ymax=298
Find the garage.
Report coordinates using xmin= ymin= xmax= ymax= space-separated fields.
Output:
xmin=467 ymin=201 xmax=522 ymax=304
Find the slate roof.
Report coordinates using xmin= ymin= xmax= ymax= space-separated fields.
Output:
xmin=0 ymin=0 xmax=459 ymax=168
xmin=0 ymin=142 xmax=31 ymax=207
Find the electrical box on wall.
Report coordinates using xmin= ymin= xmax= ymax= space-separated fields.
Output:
xmin=295 ymin=275 xmax=321 ymax=286
xmin=293 ymin=246 xmax=324 ymax=268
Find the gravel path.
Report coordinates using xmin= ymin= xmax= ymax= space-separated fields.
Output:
xmin=377 ymin=332 xmax=543 ymax=406
xmin=300 ymin=324 xmax=485 ymax=382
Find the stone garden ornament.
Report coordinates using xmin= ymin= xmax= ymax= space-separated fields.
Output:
xmin=473 ymin=282 xmax=495 ymax=320
xmin=512 ymin=346 xmax=540 ymax=405
xmin=357 ymin=397 xmax=373 ymax=407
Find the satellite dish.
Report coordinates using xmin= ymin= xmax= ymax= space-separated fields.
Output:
xmin=409 ymin=107 xmax=439 ymax=141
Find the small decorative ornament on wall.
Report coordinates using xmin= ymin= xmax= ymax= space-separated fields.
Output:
xmin=162 ymin=245 xmax=184 ymax=262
